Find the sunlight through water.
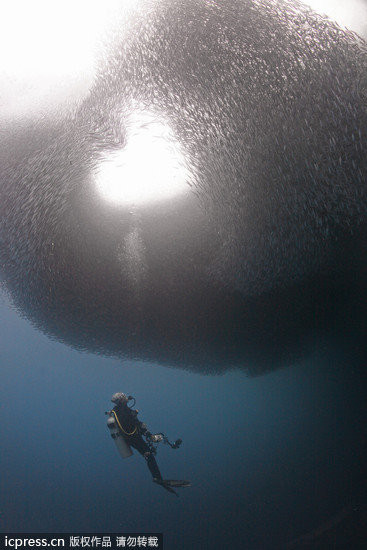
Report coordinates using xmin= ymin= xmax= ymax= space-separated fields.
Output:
xmin=94 ymin=110 xmax=191 ymax=206
xmin=0 ymin=0 xmax=138 ymax=117
xmin=301 ymin=0 xmax=367 ymax=37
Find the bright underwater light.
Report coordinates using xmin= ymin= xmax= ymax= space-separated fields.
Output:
xmin=94 ymin=110 xmax=191 ymax=206
xmin=0 ymin=0 xmax=137 ymax=117
xmin=302 ymin=0 xmax=367 ymax=37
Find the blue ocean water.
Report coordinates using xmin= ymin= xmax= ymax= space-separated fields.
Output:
xmin=1 ymin=290 xmax=366 ymax=549
xmin=1 ymin=1 xmax=367 ymax=547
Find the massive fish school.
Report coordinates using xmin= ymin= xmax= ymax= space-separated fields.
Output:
xmin=1 ymin=0 xmax=366 ymax=374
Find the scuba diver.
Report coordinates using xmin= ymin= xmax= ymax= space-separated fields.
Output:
xmin=106 ymin=392 xmax=190 ymax=496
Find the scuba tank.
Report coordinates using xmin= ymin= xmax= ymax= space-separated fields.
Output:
xmin=107 ymin=413 xmax=133 ymax=459
xmin=106 ymin=394 xmax=182 ymax=458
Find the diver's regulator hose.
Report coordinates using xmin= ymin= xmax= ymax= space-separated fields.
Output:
xmin=111 ymin=409 xmax=137 ymax=436
xmin=105 ymin=396 xmax=182 ymax=450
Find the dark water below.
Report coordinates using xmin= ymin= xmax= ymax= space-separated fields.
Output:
xmin=1 ymin=291 xmax=366 ymax=549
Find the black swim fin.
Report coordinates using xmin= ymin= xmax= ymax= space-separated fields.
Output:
xmin=161 ymin=480 xmax=191 ymax=488
xmin=153 ymin=478 xmax=179 ymax=497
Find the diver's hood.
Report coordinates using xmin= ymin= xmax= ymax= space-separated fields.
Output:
xmin=111 ymin=392 xmax=128 ymax=404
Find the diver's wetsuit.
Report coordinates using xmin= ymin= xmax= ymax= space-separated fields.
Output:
xmin=113 ymin=402 xmax=162 ymax=480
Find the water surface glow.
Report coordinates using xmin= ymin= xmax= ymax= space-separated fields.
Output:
xmin=94 ymin=110 xmax=191 ymax=206
xmin=301 ymin=0 xmax=367 ymax=36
